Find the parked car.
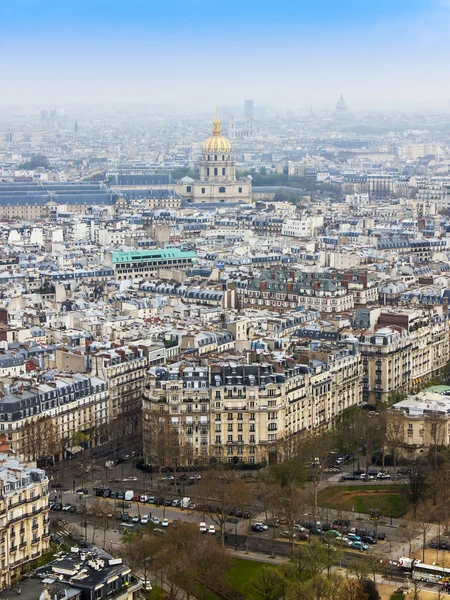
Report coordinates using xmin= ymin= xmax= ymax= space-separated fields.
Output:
xmin=347 ymin=533 xmax=361 ymax=541
xmin=253 ymin=522 xmax=268 ymax=530
xmin=359 ymin=473 xmax=375 ymax=480
xmin=76 ymin=488 xmax=88 ymax=495
xmin=151 ymin=517 xmax=160 ymax=525
xmin=132 ymin=515 xmax=140 ymax=523
xmin=350 ymin=541 xmax=369 ymax=551
xmin=53 ymin=503 xmax=62 ymax=511
xmin=121 ymin=514 xmax=130 ymax=522
xmin=161 ymin=518 xmax=169 ymax=527
xmin=103 ymin=489 xmax=111 ymax=498
xmin=62 ymin=504 xmax=72 ymax=511
xmin=116 ymin=492 xmax=125 ymax=500
xmin=440 ymin=541 xmax=449 ymax=550
xmin=140 ymin=495 xmax=149 ymax=503
xmin=310 ymin=528 xmax=323 ymax=536
xmin=164 ymin=499 xmax=172 ymax=507
xmin=361 ymin=536 xmax=377 ymax=545
xmin=297 ymin=532 xmax=310 ymax=541
xmin=147 ymin=497 xmax=156 ymax=504
xmin=199 ymin=522 xmax=207 ymax=533
xmin=326 ymin=530 xmax=342 ymax=538
xmin=172 ymin=500 xmax=181 ymax=507
xmin=52 ymin=482 xmax=63 ymax=488
xmin=378 ymin=532 xmax=386 ymax=540
xmin=141 ymin=515 xmax=149 ymax=525
xmin=377 ymin=472 xmax=391 ymax=480
xmin=341 ymin=474 xmax=355 ymax=481
xmin=251 ymin=524 xmax=265 ymax=532
xmin=208 ymin=525 xmax=216 ymax=534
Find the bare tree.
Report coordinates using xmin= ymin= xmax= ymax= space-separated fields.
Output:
xmin=404 ymin=462 xmax=428 ymax=518
xmin=415 ymin=509 xmax=432 ymax=563
xmin=385 ymin=410 xmax=405 ymax=473
xmin=197 ymin=469 xmax=252 ymax=545
xmin=401 ymin=521 xmax=420 ymax=558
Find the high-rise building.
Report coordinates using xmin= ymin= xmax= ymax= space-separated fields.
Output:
xmin=244 ymin=99 xmax=254 ymax=119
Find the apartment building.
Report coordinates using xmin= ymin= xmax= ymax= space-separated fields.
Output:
xmin=285 ymin=341 xmax=363 ymax=434
xmin=232 ymin=271 xmax=354 ymax=313
xmin=36 ymin=547 xmax=142 ymax=600
xmin=0 ymin=450 xmax=50 ymax=588
xmin=143 ymin=346 xmax=363 ymax=466
xmin=360 ymin=308 xmax=450 ymax=404
xmin=0 ymin=373 xmax=108 ymax=462
xmin=92 ymin=346 xmax=148 ymax=439
xmin=388 ymin=391 xmax=450 ymax=457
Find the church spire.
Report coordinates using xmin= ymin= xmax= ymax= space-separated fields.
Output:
xmin=212 ymin=107 xmax=222 ymax=135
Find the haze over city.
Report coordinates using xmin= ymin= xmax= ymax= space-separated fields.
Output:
xmin=2 ymin=0 xmax=450 ymax=110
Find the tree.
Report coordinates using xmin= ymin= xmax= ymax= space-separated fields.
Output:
xmin=294 ymin=432 xmax=332 ymax=521
xmin=404 ymin=462 xmax=428 ymax=517
xmin=250 ymin=566 xmax=287 ymax=600
xmin=120 ymin=530 xmax=161 ymax=587
xmin=197 ymin=469 xmax=252 ymax=545
xmin=415 ymin=509 xmax=432 ymax=563
xmin=189 ymin=536 xmax=231 ymax=600
xmin=401 ymin=521 xmax=420 ymax=558
xmin=360 ymin=579 xmax=381 ymax=600
xmin=385 ymin=410 xmax=405 ymax=473
xmin=18 ymin=154 xmax=49 ymax=170
xmin=21 ymin=417 xmax=59 ymax=463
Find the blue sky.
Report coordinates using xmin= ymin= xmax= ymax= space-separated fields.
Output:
xmin=1 ymin=0 xmax=450 ymax=110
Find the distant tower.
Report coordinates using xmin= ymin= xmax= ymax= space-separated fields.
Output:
xmin=74 ymin=121 xmax=79 ymax=134
xmin=244 ymin=99 xmax=254 ymax=119
xmin=335 ymin=95 xmax=348 ymax=115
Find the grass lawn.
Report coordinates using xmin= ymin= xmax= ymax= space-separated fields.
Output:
xmin=227 ymin=558 xmax=267 ymax=595
xmin=318 ymin=484 xmax=410 ymax=518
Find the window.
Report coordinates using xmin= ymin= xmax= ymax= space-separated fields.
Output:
xmin=215 ymin=391 xmax=220 ymax=399
xmin=202 ymin=188 xmax=206 ymax=194
xmin=250 ymin=413 xmax=255 ymax=421
xmin=207 ymin=168 xmax=210 ymax=176
xmin=228 ymin=435 xmax=232 ymax=442
xmin=222 ymin=168 xmax=225 ymax=175
xmin=186 ymin=186 xmax=191 ymax=192
xmin=219 ymin=186 xmax=226 ymax=193
xmin=228 ymin=424 xmax=233 ymax=432
xmin=215 ymin=155 xmax=217 ymax=161
xmin=214 ymin=168 xmax=218 ymax=176
xmin=239 ymin=187 xmax=242 ymax=193
xmin=222 ymin=155 xmax=225 ymax=160
xmin=228 ymin=413 xmax=233 ymax=421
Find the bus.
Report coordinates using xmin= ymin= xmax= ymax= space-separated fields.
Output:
xmin=398 ymin=557 xmax=450 ymax=583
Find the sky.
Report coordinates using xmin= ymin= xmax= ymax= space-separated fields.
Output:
xmin=2 ymin=0 xmax=450 ymax=111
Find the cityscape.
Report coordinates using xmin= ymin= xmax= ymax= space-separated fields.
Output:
xmin=4 ymin=1 xmax=450 ymax=600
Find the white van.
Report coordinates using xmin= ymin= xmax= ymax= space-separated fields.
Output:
xmin=181 ymin=497 xmax=190 ymax=508
xmin=124 ymin=490 xmax=134 ymax=501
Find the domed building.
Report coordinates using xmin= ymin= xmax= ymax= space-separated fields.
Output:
xmin=177 ymin=109 xmax=252 ymax=204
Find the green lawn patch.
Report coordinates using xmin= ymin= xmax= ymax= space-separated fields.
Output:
xmin=228 ymin=558 xmax=267 ymax=595
xmin=318 ymin=485 xmax=410 ymax=518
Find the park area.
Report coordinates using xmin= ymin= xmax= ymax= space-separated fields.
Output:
xmin=318 ymin=484 xmax=410 ymax=518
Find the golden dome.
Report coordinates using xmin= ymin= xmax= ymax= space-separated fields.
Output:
xmin=203 ymin=108 xmax=231 ymax=153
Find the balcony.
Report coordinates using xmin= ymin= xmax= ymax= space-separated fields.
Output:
xmin=19 ymin=542 xmax=27 ymax=549
xmin=10 ymin=545 xmax=17 ymax=553
xmin=31 ymin=537 xmax=40 ymax=545
xmin=32 ymin=523 xmax=38 ymax=530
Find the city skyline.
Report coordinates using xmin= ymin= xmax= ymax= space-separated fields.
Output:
xmin=2 ymin=0 xmax=450 ymax=110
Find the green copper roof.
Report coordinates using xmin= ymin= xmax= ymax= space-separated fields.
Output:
xmin=111 ymin=248 xmax=197 ymax=264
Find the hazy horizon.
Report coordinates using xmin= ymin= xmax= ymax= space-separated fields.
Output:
xmin=2 ymin=0 xmax=450 ymax=111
